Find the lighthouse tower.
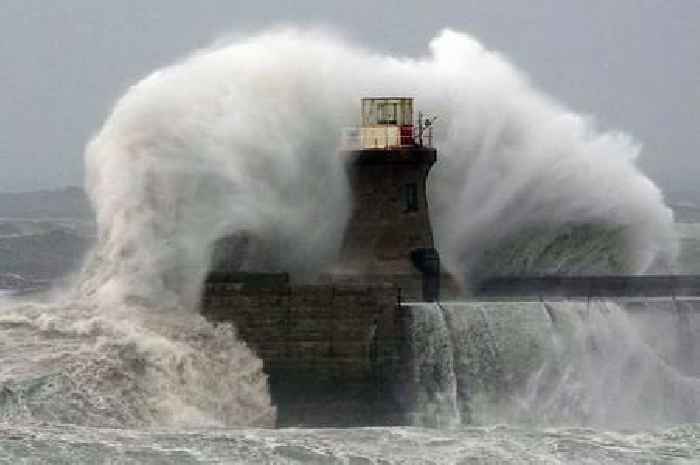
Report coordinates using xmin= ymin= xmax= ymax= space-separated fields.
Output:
xmin=335 ymin=98 xmax=439 ymax=299
xmin=203 ymin=98 xmax=444 ymax=426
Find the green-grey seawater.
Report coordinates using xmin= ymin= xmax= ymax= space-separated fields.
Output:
xmin=2 ymin=423 xmax=698 ymax=464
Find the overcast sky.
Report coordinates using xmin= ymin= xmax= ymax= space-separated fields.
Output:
xmin=1 ymin=1 xmax=698 ymax=198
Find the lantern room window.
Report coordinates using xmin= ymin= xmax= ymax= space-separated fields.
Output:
xmin=377 ymin=102 xmax=398 ymax=124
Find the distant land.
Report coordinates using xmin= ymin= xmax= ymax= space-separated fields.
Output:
xmin=0 ymin=186 xmax=91 ymax=219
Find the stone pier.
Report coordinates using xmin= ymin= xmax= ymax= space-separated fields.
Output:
xmin=202 ymin=281 xmax=415 ymax=426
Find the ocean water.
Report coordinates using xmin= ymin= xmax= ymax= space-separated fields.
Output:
xmin=2 ymin=293 xmax=699 ymax=463
xmin=1 ymin=423 xmax=699 ymax=464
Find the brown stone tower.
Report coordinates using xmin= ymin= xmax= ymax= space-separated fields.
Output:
xmin=334 ymin=98 xmax=439 ymax=299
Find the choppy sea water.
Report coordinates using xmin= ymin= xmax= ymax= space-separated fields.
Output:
xmin=2 ymin=295 xmax=700 ymax=463
xmin=1 ymin=423 xmax=698 ymax=464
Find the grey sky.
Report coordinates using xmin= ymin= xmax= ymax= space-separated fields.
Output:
xmin=1 ymin=1 xmax=698 ymax=198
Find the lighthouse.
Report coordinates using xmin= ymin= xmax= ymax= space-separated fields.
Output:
xmin=204 ymin=97 xmax=443 ymax=426
xmin=335 ymin=97 xmax=440 ymax=300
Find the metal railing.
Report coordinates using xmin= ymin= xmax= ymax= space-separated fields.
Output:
xmin=339 ymin=125 xmax=434 ymax=151
xmin=474 ymin=274 xmax=700 ymax=298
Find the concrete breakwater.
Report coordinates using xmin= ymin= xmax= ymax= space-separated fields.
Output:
xmin=202 ymin=281 xmax=411 ymax=426
xmin=202 ymin=278 xmax=700 ymax=428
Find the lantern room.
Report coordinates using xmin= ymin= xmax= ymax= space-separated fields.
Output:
xmin=361 ymin=97 xmax=413 ymax=126
xmin=360 ymin=97 xmax=415 ymax=149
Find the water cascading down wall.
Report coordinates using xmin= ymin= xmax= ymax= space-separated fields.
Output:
xmin=404 ymin=299 xmax=700 ymax=428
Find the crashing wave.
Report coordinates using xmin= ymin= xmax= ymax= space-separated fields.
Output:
xmin=0 ymin=28 xmax=677 ymax=428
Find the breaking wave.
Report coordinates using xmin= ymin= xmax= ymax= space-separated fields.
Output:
xmin=0 ymin=28 xmax=677 ymax=428
xmin=85 ymin=27 xmax=675 ymax=286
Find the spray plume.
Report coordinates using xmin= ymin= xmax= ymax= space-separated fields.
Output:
xmin=88 ymin=28 xmax=676 ymax=300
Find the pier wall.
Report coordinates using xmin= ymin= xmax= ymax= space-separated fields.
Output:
xmin=202 ymin=274 xmax=700 ymax=427
xmin=202 ymin=282 xmax=413 ymax=426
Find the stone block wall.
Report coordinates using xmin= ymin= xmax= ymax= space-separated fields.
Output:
xmin=202 ymin=282 xmax=413 ymax=426
xmin=337 ymin=148 xmax=437 ymax=277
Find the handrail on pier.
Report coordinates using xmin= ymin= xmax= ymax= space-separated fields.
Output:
xmin=475 ymin=275 xmax=700 ymax=299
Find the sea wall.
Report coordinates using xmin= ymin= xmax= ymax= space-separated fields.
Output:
xmin=202 ymin=282 xmax=413 ymax=426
